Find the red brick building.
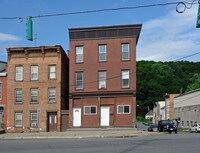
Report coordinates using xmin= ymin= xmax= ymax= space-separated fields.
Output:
xmin=0 ymin=61 xmax=7 ymax=129
xmin=6 ymin=46 xmax=69 ymax=132
xmin=68 ymin=24 xmax=142 ymax=127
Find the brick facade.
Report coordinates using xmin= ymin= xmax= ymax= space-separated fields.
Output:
xmin=6 ymin=46 xmax=69 ymax=132
xmin=0 ymin=62 xmax=7 ymax=129
xmin=68 ymin=24 xmax=142 ymax=127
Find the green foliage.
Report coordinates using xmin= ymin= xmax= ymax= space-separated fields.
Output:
xmin=186 ymin=73 xmax=200 ymax=92
xmin=136 ymin=61 xmax=200 ymax=117
xmin=136 ymin=116 xmax=152 ymax=122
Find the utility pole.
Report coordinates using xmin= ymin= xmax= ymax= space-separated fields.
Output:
xmin=164 ymin=93 xmax=169 ymax=120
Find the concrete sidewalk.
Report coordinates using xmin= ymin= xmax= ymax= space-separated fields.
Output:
xmin=0 ymin=128 xmax=163 ymax=139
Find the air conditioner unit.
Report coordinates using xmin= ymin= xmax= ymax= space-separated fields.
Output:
xmin=31 ymin=122 xmax=37 ymax=127
xmin=100 ymin=84 xmax=106 ymax=88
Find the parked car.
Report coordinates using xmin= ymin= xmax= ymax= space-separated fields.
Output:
xmin=143 ymin=121 xmax=152 ymax=126
xmin=148 ymin=123 xmax=158 ymax=132
xmin=158 ymin=120 xmax=177 ymax=133
xmin=190 ymin=123 xmax=200 ymax=133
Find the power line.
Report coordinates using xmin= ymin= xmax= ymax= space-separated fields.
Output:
xmin=0 ymin=1 xmax=198 ymax=20
xmin=174 ymin=51 xmax=200 ymax=61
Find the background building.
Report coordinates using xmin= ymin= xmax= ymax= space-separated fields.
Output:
xmin=174 ymin=89 xmax=200 ymax=128
xmin=6 ymin=46 xmax=69 ymax=132
xmin=68 ymin=24 xmax=142 ymax=127
xmin=0 ymin=61 xmax=7 ymax=129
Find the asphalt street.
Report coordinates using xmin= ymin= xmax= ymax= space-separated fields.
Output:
xmin=0 ymin=133 xmax=199 ymax=153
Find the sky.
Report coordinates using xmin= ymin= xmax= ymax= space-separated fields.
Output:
xmin=0 ymin=0 xmax=199 ymax=62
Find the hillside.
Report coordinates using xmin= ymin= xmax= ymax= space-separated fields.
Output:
xmin=136 ymin=61 xmax=200 ymax=116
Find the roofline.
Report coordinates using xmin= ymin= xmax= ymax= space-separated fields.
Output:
xmin=175 ymin=88 xmax=200 ymax=98
xmin=68 ymin=24 xmax=142 ymax=31
xmin=0 ymin=61 xmax=7 ymax=64
xmin=6 ymin=45 xmax=63 ymax=52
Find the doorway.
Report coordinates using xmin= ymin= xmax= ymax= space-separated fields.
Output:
xmin=47 ymin=112 xmax=57 ymax=132
xmin=100 ymin=107 xmax=110 ymax=126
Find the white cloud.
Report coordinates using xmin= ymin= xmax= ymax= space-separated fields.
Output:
xmin=137 ymin=5 xmax=200 ymax=61
xmin=0 ymin=33 xmax=20 ymax=42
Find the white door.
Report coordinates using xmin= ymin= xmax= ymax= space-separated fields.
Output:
xmin=73 ymin=108 xmax=81 ymax=127
xmin=101 ymin=107 xmax=110 ymax=126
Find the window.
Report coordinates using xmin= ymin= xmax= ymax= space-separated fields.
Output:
xmin=121 ymin=70 xmax=130 ymax=88
xmin=75 ymin=72 xmax=83 ymax=89
xmin=30 ymin=112 xmax=38 ymax=128
xmin=49 ymin=65 xmax=56 ymax=79
xmin=98 ymin=71 xmax=106 ymax=89
xmin=48 ymin=88 xmax=56 ymax=103
xmin=15 ymin=112 xmax=22 ymax=127
xmin=15 ymin=89 xmax=22 ymax=103
xmin=31 ymin=66 xmax=38 ymax=80
xmin=99 ymin=45 xmax=107 ymax=61
xmin=30 ymin=88 xmax=38 ymax=103
xmin=182 ymin=121 xmax=184 ymax=126
xmin=16 ymin=66 xmax=23 ymax=81
xmin=117 ymin=105 xmax=130 ymax=114
xmin=76 ymin=46 xmax=83 ymax=63
xmin=84 ymin=106 xmax=97 ymax=115
xmin=122 ymin=43 xmax=130 ymax=61
xmin=0 ymin=82 xmax=2 ymax=100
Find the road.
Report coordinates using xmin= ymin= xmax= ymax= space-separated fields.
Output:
xmin=0 ymin=133 xmax=199 ymax=153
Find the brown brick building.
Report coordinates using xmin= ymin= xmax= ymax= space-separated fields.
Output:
xmin=6 ymin=45 xmax=69 ymax=132
xmin=0 ymin=61 xmax=7 ymax=129
xmin=68 ymin=24 xmax=142 ymax=127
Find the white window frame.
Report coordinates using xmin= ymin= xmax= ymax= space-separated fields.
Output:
xmin=121 ymin=70 xmax=130 ymax=88
xmin=16 ymin=66 xmax=23 ymax=81
xmin=75 ymin=72 xmax=83 ymax=90
xmin=98 ymin=45 xmax=107 ymax=62
xmin=84 ymin=106 xmax=97 ymax=115
xmin=30 ymin=88 xmax=38 ymax=103
xmin=0 ymin=82 xmax=2 ymax=100
xmin=31 ymin=66 xmax=38 ymax=80
xmin=30 ymin=112 xmax=38 ymax=128
xmin=117 ymin=105 xmax=131 ymax=114
xmin=76 ymin=46 xmax=83 ymax=63
xmin=15 ymin=112 xmax=23 ymax=127
xmin=15 ymin=88 xmax=22 ymax=103
xmin=98 ymin=71 xmax=106 ymax=89
xmin=122 ymin=43 xmax=130 ymax=61
xmin=49 ymin=65 xmax=56 ymax=79
xmin=48 ymin=88 xmax=56 ymax=103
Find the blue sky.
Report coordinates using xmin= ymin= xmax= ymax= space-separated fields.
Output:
xmin=0 ymin=0 xmax=199 ymax=62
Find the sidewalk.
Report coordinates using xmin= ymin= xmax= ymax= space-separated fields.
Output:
xmin=0 ymin=128 xmax=163 ymax=139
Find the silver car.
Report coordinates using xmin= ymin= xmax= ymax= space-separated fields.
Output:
xmin=190 ymin=123 xmax=200 ymax=133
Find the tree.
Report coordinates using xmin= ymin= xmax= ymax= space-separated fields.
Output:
xmin=186 ymin=73 xmax=200 ymax=92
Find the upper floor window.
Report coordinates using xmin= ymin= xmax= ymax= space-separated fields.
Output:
xmin=49 ymin=65 xmax=56 ymax=79
xmin=16 ymin=66 xmax=23 ymax=81
xmin=30 ymin=88 xmax=38 ymax=103
xmin=31 ymin=66 xmax=38 ymax=80
xmin=121 ymin=70 xmax=130 ymax=88
xmin=76 ymin=46 xmax=83 ymax=63
xmin=117 ymin=105 xmax=130 ymax=114
xmin=48 ymin=88 xmax=56 ymax=103
xmin=15 ymin=112 xmax=23 ymax=127
xmin=15 ymin=88 xmax=22 ymax=103
xmin=98 ymin=45 xmax=107 ymax=62
xmin=122 ymin=43 xmax=130 ymax=61
xmin=0 ymin=82 xmax=2 ymax=100
xmin=75 ymin=72 xmax=83 ymax=90
xmin=98 ymin=71 xmax=106 ymax=89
